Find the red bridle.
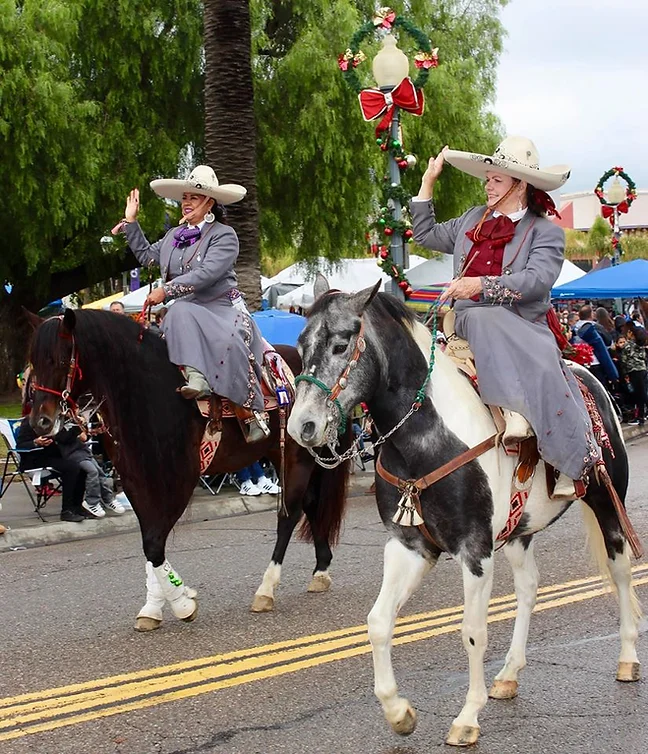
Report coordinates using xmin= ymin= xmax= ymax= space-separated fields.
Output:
xmin=31 ymin=332 xmax=82 ymax=416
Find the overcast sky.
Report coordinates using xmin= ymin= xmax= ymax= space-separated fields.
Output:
xmin=494 ymin=0 xmax=648 ymax=193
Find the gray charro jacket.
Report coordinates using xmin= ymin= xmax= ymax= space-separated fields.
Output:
xmin=123 ymin=220 xmax=239 ymax=302
xmin=409 ymin=199 xmax=566 ymax=323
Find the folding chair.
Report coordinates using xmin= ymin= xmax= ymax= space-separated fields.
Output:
xmin=0 ymin=418 xmax=62 ymax=521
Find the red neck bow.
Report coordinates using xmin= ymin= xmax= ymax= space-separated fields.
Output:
xmin=358 ymin=77 xmax=425 ymax=136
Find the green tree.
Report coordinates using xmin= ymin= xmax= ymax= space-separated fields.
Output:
xmin=586 ymin=215 xmax=613 ymax=259
xmin=252 ymin=0 xmax=507 ymax=261
xmin=0 ymin=0 xmax=203 ymax=392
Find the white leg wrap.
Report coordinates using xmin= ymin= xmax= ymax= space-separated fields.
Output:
xmin=153 ymin=560 xmax=197 ymax=620
xmin=137 ymin=561 xmax=166 ymax=622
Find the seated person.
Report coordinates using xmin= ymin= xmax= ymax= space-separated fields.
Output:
xmin=54 ymin=421 xmax=126 ymax=519
xmin=236 ymin=461 xmax=280 ymax=496
xmin=15 ymin=416 xmax=88 ymax=523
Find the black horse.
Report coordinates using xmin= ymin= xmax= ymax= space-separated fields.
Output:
xmin=28 ymin=309 xmax=350 ymax=630
xmin=288 ymin=280 xmax=642 ymax=747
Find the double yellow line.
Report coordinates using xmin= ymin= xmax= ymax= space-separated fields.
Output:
xmin=2 ymin=564 xmax=647 ymax=742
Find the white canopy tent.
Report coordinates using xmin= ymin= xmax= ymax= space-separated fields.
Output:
xmin=108 ymin=281 xmax=164 ymax=313
xmin=553 ymin=259 xmax=586 ymax=288
xmin=275 ymin=255 xmax=427 ymax=309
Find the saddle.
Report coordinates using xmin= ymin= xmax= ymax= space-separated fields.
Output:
xmin=196 ymin=352 xmax=295 ymax=473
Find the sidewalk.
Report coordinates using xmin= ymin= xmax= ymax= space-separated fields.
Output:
xmin=1 ymin=423 xmax=645 ymax=553
xmin=0 ymin=466 xmax=375 ymax=553
xmin=0 ymin=476 xmax=281 ymax=553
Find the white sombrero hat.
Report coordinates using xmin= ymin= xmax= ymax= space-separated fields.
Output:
xmin=444 ymin=136 xmax=570 ymax=192
xmin=150 ymin=165 xmax=246 ymax=205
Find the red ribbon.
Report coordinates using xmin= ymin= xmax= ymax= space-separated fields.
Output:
xmin=358 ymin=77 xmax=424 ymax=135
xmin=533 ymin=189 xmax=562 ymax=219
xmin=601 ymin=201 xmax=629 ymax=225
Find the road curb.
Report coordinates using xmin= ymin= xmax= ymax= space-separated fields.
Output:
xmin=0 ymin=495 xmax=277 ymax=553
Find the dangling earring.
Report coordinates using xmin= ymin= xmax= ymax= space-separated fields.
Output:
xmin=517 ymin=193 xmax=524 ymax=212
xmin=204 ymin=210 xmax=215 ymax=223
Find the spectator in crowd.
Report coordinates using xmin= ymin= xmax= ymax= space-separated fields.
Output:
xmin=594 ymin=307 xmax=618 ymax=346
xmin=148 ymin=307 xmax=168 ymax=335
xmin=572 ymin=305 xmax=619 ymax=387
xmin=236 ymin=462 xmax=280 ymax=496
xmin=15 ymin=416 xmax=88 ymax=523
xmin=617 ymin=323 xmax=648 ymax=426
xmin=54 ymin=420 xmax=125 ymax=518
xmin=631 ymin=311 xmax=645 ymax=328
xmin=351 ymin=403 xmax=374 ymax=463
xmin=109 ymin=300 xmax=126 ymax=315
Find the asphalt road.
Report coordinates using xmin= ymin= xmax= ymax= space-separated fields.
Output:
xmin=2 ymin=437 xmax=648 ymax=754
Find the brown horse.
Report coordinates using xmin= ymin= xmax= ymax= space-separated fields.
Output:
xmin=27 ymin=309 xmax=350 ymax=631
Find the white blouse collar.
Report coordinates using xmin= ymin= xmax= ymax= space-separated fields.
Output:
xmin=493 ymin=207 xmax=528 ymax=222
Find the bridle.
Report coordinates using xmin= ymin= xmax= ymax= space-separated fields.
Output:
xmin=294 ymin=308 xmax=439 ymax=469
xmin=294 ymin=319 xmax=367 ymax=436
xmin=30 ymin=322 xmax=82 ymax=421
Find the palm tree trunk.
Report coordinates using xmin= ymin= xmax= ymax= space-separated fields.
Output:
xmin=204 ymin=0 xmax=261 ymax=311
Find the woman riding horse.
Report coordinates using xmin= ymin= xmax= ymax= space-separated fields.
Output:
xmin=115 ymin=165 xmax=268 ymax=442
xmin=411 ymin=136 xmax=599 ymax=499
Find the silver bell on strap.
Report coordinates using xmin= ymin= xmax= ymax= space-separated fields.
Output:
xmin=391 ymin=485 xmax=425 ymax=527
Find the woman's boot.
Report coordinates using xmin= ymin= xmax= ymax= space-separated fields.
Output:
xmin=180 ymin=366 xmax=211 ymax=400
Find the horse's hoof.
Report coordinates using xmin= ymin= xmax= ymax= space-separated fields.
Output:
xmin=446 ymin=724 xmax=480 ymax=747
xmin=617 ymin=661 xmax=641 ymax=682
xmin=307 ymin=572 xmax=332 ymax=593
xmin=251 ymin=594 xmax=274 ymax=612
xmin=134 ymin=616 xmax=162 ymax=632
xmin=181 ymin=602 xmax=198 ymax=623
xmin=390 ymin=704 xmax=417 ymax=736
xmin=489 ymin=679 xmax=518 ymax=699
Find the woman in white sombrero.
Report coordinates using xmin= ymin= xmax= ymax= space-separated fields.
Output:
xmin=116 ymin=166 xmax=269 ymax=442
xmin=410 ymin=136 xmax=599 ymax=497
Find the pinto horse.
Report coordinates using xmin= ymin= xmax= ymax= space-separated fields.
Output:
xmin=288 ymin=279 xmax=641 ymax=747
xmin=28 ymin=308 xmax=349 ymax=630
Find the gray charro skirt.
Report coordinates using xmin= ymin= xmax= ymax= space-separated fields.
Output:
xmin=455 ymin=305 xmax=600 ymax=480
xmin=162 ymin=297 xmax=265 ymax=411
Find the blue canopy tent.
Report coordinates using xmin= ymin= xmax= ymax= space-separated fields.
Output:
xmin=250 ymin=309 xmax=306 ymax=347
xmin=551 ymin=259 xmax=648 ymax=299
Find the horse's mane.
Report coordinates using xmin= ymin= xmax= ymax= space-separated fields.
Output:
xmin=30 ymin=311 xmax=196 ymax=488
xmin=368 ymin=292 xmax=417 ymax=334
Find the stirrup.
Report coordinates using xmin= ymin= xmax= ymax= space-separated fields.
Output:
xmin=551 ymin=473 xmax=587 ymax=501
xmin=235 ymin=406 xmax=271 ymax=444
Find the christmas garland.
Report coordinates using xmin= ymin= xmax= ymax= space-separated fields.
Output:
xmin=594 ymin=166 xmax=637 ymax=207
xmin=338 ymin=10 xmax=437 ymax=94
xmin=339 ymin=9 xmax=437 ymax=298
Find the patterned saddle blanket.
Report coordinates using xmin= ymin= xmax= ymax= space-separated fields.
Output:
xmin=196 ymin=351 xmax=296 ymax=473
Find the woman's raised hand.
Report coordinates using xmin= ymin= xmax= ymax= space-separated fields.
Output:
xmin=125 ymin=188 xmax=140 ymax=223
xmin=417 ymin=146 xmax=448 ymax=199
xmin=423 ymin=146 xmax=448 ymax=185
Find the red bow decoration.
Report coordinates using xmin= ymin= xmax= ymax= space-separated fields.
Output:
xmin=533 ymin=189 xmax=562 ymax=219
xmin=358 ymin=77 xmax=424 ymax=136
xmin=601 ymin=201 xmax=629 ymax=225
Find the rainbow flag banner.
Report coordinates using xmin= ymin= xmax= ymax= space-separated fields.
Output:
xmin=405 ymin=284 xmax=452 ymax=313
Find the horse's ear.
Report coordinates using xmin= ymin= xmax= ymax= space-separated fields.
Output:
xmin=313 ymin=273 xmax=330 ymax=301
xmin=22 ymin=308 xmax=44 ymax=331
xmin=350 ymin=280 xmax=381 ymax=316
xmin=62 ymin=308 xmax=77 ymax=334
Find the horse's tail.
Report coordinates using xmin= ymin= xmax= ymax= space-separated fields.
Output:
xmin=298 ymin=427 xmax=353 ymax=546
xmin=579 ymin=501 xmax=642 ymax=622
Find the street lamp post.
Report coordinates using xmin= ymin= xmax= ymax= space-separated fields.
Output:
xmin=606 ymin=177 xmax=626 ymax=266
xmin=372 ymin=35 xmax=410 ymax=298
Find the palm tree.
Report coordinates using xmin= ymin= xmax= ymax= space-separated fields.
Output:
xmin=203 ymin=0 xmax=261 ymax=310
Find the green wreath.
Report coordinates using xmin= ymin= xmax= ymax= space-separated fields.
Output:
xmin=594 ymin=167 xmax=637 ymax=208
xmin=338 ymin=12 xmax=436 ymax=94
